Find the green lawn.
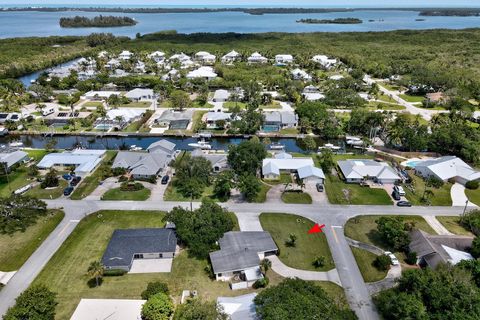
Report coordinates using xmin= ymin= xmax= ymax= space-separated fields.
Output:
xmin=25 ymin=179 xmax=68 ymax=199
xmin=279 ymin=127 xmax=300 ymax=134
xmin=399 ymin=94 xmax=425 ymax=104
xmin=253 ymin=183 xmax=271 ymax=203
xmin=325 ymin=174 xmax=393 ymax=205
xmin=164 ymin=179 xmax=217 ymax=202
xmin=402 ymin=173 xmax=452 ymax=206
xmin=70 ymin=151 xmax=117 ymax=200
xmin=0 ymin=166 xmax=32 ymax=197
xmin=466 ymin=188 xmax=480 ymax=206
xmin=118 ymin=101 xmax=151 ymax=108
xmin=33 ymin=210 xmax=265 ymax=319
xmin=368 ymin=101 xmax=405 ymax=111
xmin=0 ymin=210 xmax=64 ymax=271
xmin=82 ymin=101 xmax=103 ymax=108
xmin=223 ymin=101 xmax=247 ymax=110
xmin=377 ymin=94 xmax=396 ymax=103
xmin=260 ymin=213 xmax=335 ymax=271
xmin=25 ymin=149 xmax=49 ymax=161
xmin=281 ymin=191 xmax=312 ymax=204
xmin=350 ymin=247 xmax=387 ymax=283
xmin=101 ymin=187 xmax=151 ymax=201
xmin=436 ymin=216 xmax=474 ymax=236
xmin=263 ymin=173 xmax=293 ymax=186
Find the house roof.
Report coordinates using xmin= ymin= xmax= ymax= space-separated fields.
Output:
xmin=101 ymin=228 xmax=177 ymax=268
xmin=416 ymin=156 xmax=480 ymax=182
xmin=409 ymin=229 xmax=474 ymax=269
xmin=210 ymin=249 xmax=260 ymax=274
xmin=222 ymin=50 xmax=240 ymax=59
xmin=186 ymin=67 xmax=217 ymax=79
xmin=146 ymin=139 xmax=176 ymax=156
xmin=106 ymin=109 xmax=144 ymax=122
xmin=125 ymin=88 xmax=153 ymax=99
xmin=337 ymin=159 xmax=400 ymax=181
xmin=274 ymin=152 xmax=293 ymax=159
xmin=262 ymin=158 xmax=314 ymax=176
xmin=112 ymin=151 xmax=169 ymax=176
xmin=206 ymin=111 xmax=232 ymax=122
xmin=191 ymin=149 xmax=228 ymax=169
xmin=0 ymin=151 xmax=27 ymax=168
xmin=71 ymin=299 xmax=146 ymax=320
xmin=217 ymin=293 xmax=257 ymax=320
xmin=297 ymin=165 xmax=325 ymax=180
xmin=157 ymin=110 xmax=194 ymax=123
xmin=37 ymin=150 xmax=105 ymax=174
xmin=264 ymin=111 xmax=298 ymax=125
xmin=213 ymin=89 xmax=230 ymax=101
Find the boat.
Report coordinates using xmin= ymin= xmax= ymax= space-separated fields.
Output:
xmin=318 ymin=143 xmax=341 ymax=151
xmin=193 ymin=131 xmax=212 ymax=139
xmin=188 ymin=140 xmax=212 ymax=150
xmin=345 ymin=136 xmax=364 ymax=146
xmin=9 ymin=141 xmax=23 ymax=148
xmin=129 ymin=145 xmax=143 ymax=151
xmin=269 ymin=143 xmax=285 ymax=150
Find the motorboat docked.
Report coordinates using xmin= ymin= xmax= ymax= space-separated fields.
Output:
xmin=269 ymin=143 xmax=285 ymax=150
xmin=193 ymin=131 xmax=212 ymax=139
xmin=345 ymin=136 xmax=363 ymax=146
xmin=318 ymin=143 xmax=341 ymax=151
xmin=129 ymin=145 xmax=143 ymax=151
xmin=9 ymin=141 xmax=23 ymax=148
xmin=188 ymin=139 xmax=212 ymax=150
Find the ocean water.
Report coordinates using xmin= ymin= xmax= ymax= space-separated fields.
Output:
xmin=0 ymin=9 xmax=480 ymax=38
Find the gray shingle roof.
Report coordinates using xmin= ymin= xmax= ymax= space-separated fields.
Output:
xmin=0 ymin=151 xmax=28 ymax=168
xmin=210 ymin=249 xmax=260 ymax=274
xmin=112 ymin=151 xmax=169 ymax=176
xmin=102 ymin=228 xmax=177 ymax=269
xmin=146 ymin=139 xmax=176 ymax=156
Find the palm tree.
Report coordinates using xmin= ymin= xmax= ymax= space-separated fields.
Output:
xmin=87 ymin=261 xmax=105 ymax=287
xmin=260 ymin=258 xmax=272 ymax=275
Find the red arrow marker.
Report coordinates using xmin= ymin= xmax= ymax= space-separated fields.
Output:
xmin=308 ymin=223 xmax=325 ymax=234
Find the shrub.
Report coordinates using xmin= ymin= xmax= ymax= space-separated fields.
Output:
xmin=462 ymin=209 xmax=480 ymax=235
xmin=471 ymin=236 xmax=480 ymax=258
xmin=313 ymin=256 xmax=326 ymax=268
xmin=426 ymin=176 xmax=444 ymax=188
xmin=141 ymin=293 xmax=173 ymax=320
xmin=405 ymin=251 xmax=417 ymax=265
xmin=373 ymin=254 xmax=392 ymax=271
xmin=120 ymin=181 xmax=144 ymax=191
xmin=112 ymin=167 xmax=127 ymax=176
xmin=103 ymin=269 xmax=127 ymax=277
xmin=118 ymin=175 xmax=128 ymax=182
xmin=141 ymin=281 xmax=169 ymax=300
xmin=466 ymin=180 xmax=479 ymax=190
xmin=4 ymin=284 xmax=57 ymax=320
xmin=253 ymin=277 xmax=269 ymax=289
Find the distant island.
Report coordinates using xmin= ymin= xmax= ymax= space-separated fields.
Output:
xmin=59 ymin=15 xmax=137 ymax=28
xmin=297 ymin=18 xmax=363 ymax=24
xmin=419 ymin=9 xmax=480 ymax=17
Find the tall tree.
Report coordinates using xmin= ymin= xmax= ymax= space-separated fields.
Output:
xmin=4 ymin=284 xmax=57 ymax=320
xmin=87 ymin=261 xmax=105 ymax=287
xmin=227 ymin=138 xmax=267 ymax=176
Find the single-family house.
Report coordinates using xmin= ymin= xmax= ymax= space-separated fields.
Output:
xmin=247 ymin=52 xmax=268 ymax=64
xmin=84 ymin=90 xmax=120 ymax=100
xmin=71 ymin=299 xmax=146 ymax=320
xmin=118 ymin=50 xmax=133 ymax=60
xmin=414 ymin=156 xmax=480 ymax=185
xmin=217 ymin=293 xmax=257 ymax=320
xmin=409 ymin=229 xmax=474 ymax=269
xmin=155 ymin=110 xmax=194 ymax=130
xmin=221 ymin=50 xmax=241 ymax=64
xmin=205 ymin=111 xmax=232 ymax=129
xmin=101 ymin=228 xmax=177 ymax=272
xmin=312 ymin=55 xmax=338 ymax=69
xmin=0 ymin=113 xmax=22 ymax=124
xmin=191 ymin=149 xmax=229 ymax=172
xmin=195 ymin=51 xmax=216 ymax=65
xmin=426 ymin=92 xmax=447 ymax=105
xmin=337 ymin=159 xmax=401 ymax=184
xmin=262 ymin=154 xmax=325 ymax=183
xmin=275 ymin=54 xmax=294 ymax=66
xmin=169 ymin=52 xmax=191 ymax=62
xmin=112 ymin=151 xmax=170 ymax=179
xmin=0 ymin=150 xmax=28 ymax=170
xmin=37 ymin=149 xmax=106 ymax=177
xmin=161 ymin=69 xmax=180 ymax=81
xmin=291 ymin=68 xmax=312 ymax=81
xmin=133 ymin=61 xmax=146 ymax=74
xmin=125 ymin=88 xmax=154 ymax=102
xmin=302 ymin=85 xmax=325 ymax=101
xmin=329 ymin=75 xmax=345 ymax=81
xmin=146 ymin=139 xmax=177 ymax=158
xmin=209 ymin=231 xmax=277 ymax=286
xmin=97 ymin=51 xmax=108 ymax=59
xmin=213 ymin=89 xmax=231 ymax=102
xmin=148 ymin=51 xmax=166 ymax=63
xmin=263 ymin=111 xmax=298 ymax=131
xmin=186 ymin=67 xmax=217 ymax=81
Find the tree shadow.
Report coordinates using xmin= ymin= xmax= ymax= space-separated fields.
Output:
xmin=87 ymin=277 xmax=103 ymax=288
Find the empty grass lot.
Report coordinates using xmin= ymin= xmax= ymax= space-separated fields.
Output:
xmin=466 ymin=188 xmax=480 ymax=206
xmin=281 ymin=191 xmax=312 ymax=204
xmin=399 ymin=94 xmax=425 ymax=104
xmin=25 ymin=179 xmax=68 ymax=199
xmin=260 ymin=213 xmax=335 ymax=271
xmin=350 ymin=247 xmax=388 ymax=283
xmin=0 ymin=210 xmax=64 ymax=271
xmin=163 ymin=179 xmax=216 ymax=202
xmin=325 ymin=175 xmax=393 ymax=205
xmin=32 ymin=210 xmax=263 ymax=319
xmin=436 ymin=216 xmax=474 ymax=236
xmin=101 ymin=187 xmax=151 ymax=201
xmin=402 ymin=173 xmax=453 ymax=206
xmin=70 ymin=151 xmax=117 ymax=200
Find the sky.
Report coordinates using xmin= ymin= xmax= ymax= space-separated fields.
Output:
xmin=3 ymin=0 xmax=480 ymax=8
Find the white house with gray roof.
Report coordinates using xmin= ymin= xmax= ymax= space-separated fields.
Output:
xmin=209 ymin=231 xmax=277 ymax=285
xmin=414 ymin=156 xmax=480 ymax=185
xmin=263 ymin=111 xmax=298 ymax=131
xmin=146 ymin=139 xmax=177 ymax=158
xmin=212 ymin=89 xmax=231 ymax=102
xmin=205 ymin=111 xmax=232 ymax=129
xmin=221 ymin=50 xmax=241 ymax=64
xmin=337 ymin=159 xmax=401 ymax=184
xmin=191 ymin=149 xmax=229 ymax=172
xmin=262 ymin=154 xmax=325 ymax=183
xmin=112 ymin=151 xmax=170 ymax=179
xmin=0 ymin=150 xmax=28 ymax=170
xmin=125 ymin=88 xmax=154 ymax=102
xmin=37 ymin=149 xmax=106 ymax=177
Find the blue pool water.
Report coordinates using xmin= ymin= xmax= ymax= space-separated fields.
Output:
xmin=405 ymin=160 xmax=422 ymax=168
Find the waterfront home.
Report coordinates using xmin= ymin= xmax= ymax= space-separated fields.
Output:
xmin=111 ymin=69 xmax=130 ymax=78
xmin=195 ymin=51 xmax=216 ymax=65
xmin=414 ymin=156 xmax=480 ymax=185
xmin=205 ymin=111 xmax=232 ymax=129
xmin=77 ymin=69 xmax=97 ymax=81
xmin=247 ymin=52 xmax=268 ymax=64
xmin=0 ymin=113 xmax=22 ymax=124
xmin=37 ymin=149 xmax=106 ymax=177
xmin=191 ymin=149 xmax=229 ymax=172
xmin=209 ymin=231 xmax=277 ymax=287
xmin=186 ymin=67 xmax=218 ymax=81
xmin=291 ymin=68 xmax=312 ymax=81
xmin=409 ymin=229 xmax=474 ymax=269
xmin=337 ymin=159 xmax=401 ymax=184
xmin=112 ymin=151 xmax=171 ymax=179
xmin=106 ymin=109 xmax=144 ymax=123
xmin=118 ymin=50 xmax=133 ymax=60
xmin=262 ymin=155 xmax=324 ymax=183
xmin=71 ymin=299 xmax=146 ymax=320
xmin=146 ymin=139 xmax=177 ymax=158
xmin=154 ymin=110 xmax=194 ymax=130
xmin=312 ymin=55 xmax=338 ymax=69
xmin=221 ymin=50 xmax=241 ymax=64
xmin=212 ymin=89 xmax=231 ymax=102
xmin=0 ymin=150 xmax=28 ymax=170
xmin=125 ymin=88 xmax=155 ymax=102
xmin=275 ymin=54 xmax=294 ymax=66
xmin=83 ymin=90 xmax=121 ymax=101
xmin=101 ymin=228 xmax=177 ymax=272
xmin=263 ymin=111 xmax=298 ymax=131
xmin=180 ymin=59 xmax=195 ymax=69
xmin=217 ymin=293 xmax=257 ymax=320
xmin=105 ymin=58 xmax=120 ymax=69
xmin=148 ymin=51 xmax=166 ymax=63
xmin=302 ymin=85 xmax=325 ymax=101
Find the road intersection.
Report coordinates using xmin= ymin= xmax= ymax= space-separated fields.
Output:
xmin=0 ymin=198 xmax=465 ymax=319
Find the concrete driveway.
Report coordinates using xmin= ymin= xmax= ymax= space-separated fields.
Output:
xmin=84 ymin=177 xmax=119 ymax=200
xmin=129 ymin=258 xmax=173 ymax=273
xmin=304 ymin=182 xmax=327 ymax=204
xmin=451 ymin=183 xmax=477 ymax=207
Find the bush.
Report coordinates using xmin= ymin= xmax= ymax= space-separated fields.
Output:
xmin=313 ymin=256 xmax=326 ymax=268
xmin=373 ymin=254 xmax=392 ymax=271
xmin=466 ymin=180 xmax=479 ymax=190
xmin=4 ymin=284 xmax=57 ymax=320
xmin=103 ymin=269 xmax=127 ymax=277
xmin=112 ymin=167 xmax=127 ymax=176
xmin=471 ymin=236 xmax=480 ymax=258
xmin=462 ymin=209 xmax=480 ymax=235
xmin=426 ymin=176 xmax=444 ymax=188
xmin=405 ymin=251 xmax=417 ymax=265
xmin=141 ymin=281 xmax=169 ymax=300
xmin=253 ymin=277 xmax=269 ymax=289
xmin=141 ymin=293 xmax=174 ymax=320
xmin=118 ymin=175 xmax=128 ymax=182
xmin=120 ymin=181 xmax=144 ymax=191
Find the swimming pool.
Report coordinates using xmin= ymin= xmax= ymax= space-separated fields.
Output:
xmin=405 ymin=160 xmax=422 ymax=168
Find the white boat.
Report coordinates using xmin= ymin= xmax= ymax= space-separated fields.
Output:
xmin=188 ymin=140 xmax=212 ymax=150
xmin=269 ymin=143 xmax=285 ymax=150
xmin=346 ymin=136 xmax=364 ymax=146
xmin=318 ymin=143 xmax=341 ymax=151
xmin=129 ymin=145 xmax=143 ymax=151
xmin=9 ymin=141 xmax=23 ymax=148
xmin=193 ymin=132 xmax=212 ymax=139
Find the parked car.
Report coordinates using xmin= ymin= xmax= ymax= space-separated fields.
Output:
xmin=161 ymin=175 xmax=170 ymax=185
xmin=63 ymin=186 xmax=74 ymax=196
xmin=70 ymin=176 xmax=82 ymax=187
xmin=316 ymin=183 xmax=324 ymax=192
xmin=391 ymin=190 xmax=401 ymax=201
xmin=384 ymin=251 xmax=400 ymax=266
xmin=397 ymin=201 xmax=412 ymax=207
xmin=393 ymin=185 xmax=406 ymax=196
xmin=62 ymin=173 xmax=72 ymax=180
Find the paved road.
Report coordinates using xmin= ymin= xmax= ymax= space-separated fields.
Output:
xmin=0 ymin=198 xmax=465 ymax=319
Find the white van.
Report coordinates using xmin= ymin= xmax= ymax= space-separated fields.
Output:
xmin=394 ymin=185 xmax=406 ymax=196
xmin=42 ymin=106 xmax=55 ymax=116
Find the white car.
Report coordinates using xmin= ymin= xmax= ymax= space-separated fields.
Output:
xmin=393 ymin=185 xmax=406 ymax=196
xmin=384 ymin=251 xmax=400 ymax=266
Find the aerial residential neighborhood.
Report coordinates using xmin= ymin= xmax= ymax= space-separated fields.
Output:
xmin=1 ymin=2 xmax=480 ymax=320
